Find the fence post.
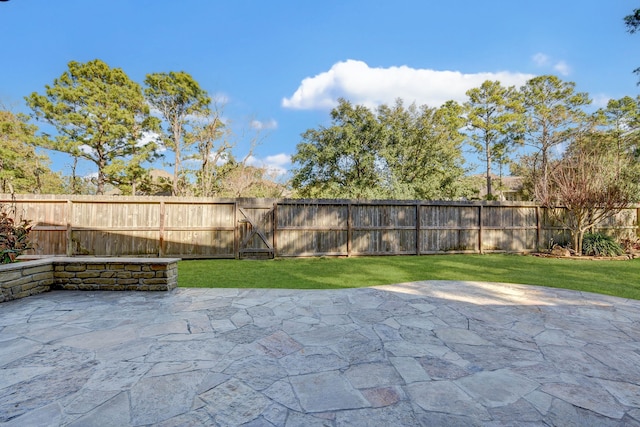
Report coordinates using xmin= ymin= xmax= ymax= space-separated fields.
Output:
xmin=415 ymin=202 xmax=421 ymax=256
xmin=66 ymin=200 xmax=73 ymax=256
xmin=536 ymin=206 xmax=541 ymax=252
xmin=273 ymin=202 xmax=278 ymax=258
xmin=347 ymin=201 xmax=352 ymax=257
xmin=159 ymin=201 xmax=165 ymax=257
xmin=234 ymin=200 xmax=239 ymax=259
xmin=478 ymin=204 xmax=484 ymax=254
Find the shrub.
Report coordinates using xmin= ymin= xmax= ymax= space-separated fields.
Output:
xmin=0 ymin=205 xmax=33 ymax=264
xmin=621 ymin=237 xmax=640 ymax=253
xmin=582 ymin=232 xmax=624 ymax=257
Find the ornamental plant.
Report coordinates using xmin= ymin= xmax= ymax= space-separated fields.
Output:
xmin=582 ymin=232 xmax=624 ymax=257
xmin=0 ymin=205 xmax=32 ymax=263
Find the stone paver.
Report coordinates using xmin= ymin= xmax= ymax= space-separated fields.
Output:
xmin=1 ymin=281 xmax=640 ymax=426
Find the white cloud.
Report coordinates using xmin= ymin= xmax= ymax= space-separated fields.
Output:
xmin=149 ymin=106 xmax=163 ymax=118
xmin=264 ymin=153 xmax=291 ymax=166
xmin=532 ymin=53 xmax=550 ymax=67
xmin=149 ymin=106 xmax=207 ymax=123
xmin=211 ymin=92 xmax=230 ymax=105
xmin=185 ymin=112 xmax=215 ymax=124
xmin=591 ymin=93 xmax=611 ymax=109
xmin=250 ymin=119 xmax=278 ymax=130
xmin=82 ymin=171 xmax=98 ymax=180
xmin=213 ymin=151 xmax=231 ymax=165
xmin=282 ymin=59 xmax=535 ymax=110
xmin=246 ymin=153 xmax=291 ymax=176
xmin=533 ymin=53 xmax=571 ymax=76
xmin=78 ymin=144 xmax=95 ymax=155
xmin=136 ymin=131 xmax=161 ymax=149
xmin=553 ymin=61 xmax=571 ymax=76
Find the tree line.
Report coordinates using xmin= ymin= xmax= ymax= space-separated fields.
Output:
xmin=1 ymin=59 xmax=283 ymax=197
xmin=292 ymin=76 xmax=639 ymax=200
xmin=2 ymin=61 xmax=639 ymax=209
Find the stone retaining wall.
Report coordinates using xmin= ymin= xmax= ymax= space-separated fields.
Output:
xmin=0 ymin=259 xmax=54 ymax=302
xmin=0 ymin=257 xmax=180 ymax=303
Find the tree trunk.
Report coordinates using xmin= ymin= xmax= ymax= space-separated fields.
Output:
xmin=96 ymin=172 xmax=105 ymax=195
xmin=575 ymin=229 xmax=586 ymax=256
xmin=96 ymin=157 xmax=106 ymax=195
xmin=485 ymin=147 xmax=493 ymax=199
xmin=487 ymin=162 xmax=493 ymax=200
xmin=572 ymin=215 xmax=588 ymax=256
xmin=172 ymin=123 xmax=182 ymax=196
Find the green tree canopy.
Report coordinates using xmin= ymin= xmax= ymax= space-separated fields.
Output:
xmin=26 ymin=59 xmax=159 ymax=194
xmin=292 ymin=99 xmax=384 ymax=199
xmin=291 ymin=98 xmax=471 ymax=200
xmin=600 ymin=96 xmax=640 ymax=171
xmin=144 ymin=71 xmax=211 ymax=196
xmin=378 ymin=100 xmax=471 ymax=199
xmin=520 ymin=75 xmax=591 ymax=195
xmin=185 ymin=115 xmax=230 ymax=197
xmin=625 ymin=8 xmax=640 ymax=33
xmin=464 ymin=80 xmax=523 ymax=199
xmin=0 ymin=110 xmax=63 ymax=194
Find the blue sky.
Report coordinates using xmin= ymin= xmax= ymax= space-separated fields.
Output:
xmin=1 ymin=0 xmax=639 ymax=178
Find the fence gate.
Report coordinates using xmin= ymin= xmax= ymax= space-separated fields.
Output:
xmin=236 ymin=201 xmax=275 ymax=259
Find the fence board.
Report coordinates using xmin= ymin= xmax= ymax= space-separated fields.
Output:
xmin=420 ymin=205 xmax=480 ymax=253
xmin=276 ymin=202 xmax=349 ymax=256
xmin=1 ymin=195 xmax=637 ymax=258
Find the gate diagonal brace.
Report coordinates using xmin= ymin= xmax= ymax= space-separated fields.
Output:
xmin=238 ymin=207 xmax=274 ymax=251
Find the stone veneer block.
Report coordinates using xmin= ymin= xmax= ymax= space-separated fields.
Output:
xmin=64 ymin=264 xmax=87 ymax=272
xmin=0 ymin=257 xmax=180 ymax=302
xmin=0 ymin=259 xmax=54 ymax=303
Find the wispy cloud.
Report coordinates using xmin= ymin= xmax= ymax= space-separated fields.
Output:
xmin=591 ymin=93 xmax=612 ymax=109
xmin=211 ymin=92 xmax=230 ymax=105
xmin=532 ymin=52 xmax=571 ymax=76
xmin=282 ymin=59 xmax=535 ymax=110
xmin=553 ymin=61 xmax=571 ymax=76
xmin=246 ymin=153 xmax=291 ymax=176
xmin=250 ymin=119 xmax=278 ymax=130
xmin=532 ymin=53 xmax=550 ymax=67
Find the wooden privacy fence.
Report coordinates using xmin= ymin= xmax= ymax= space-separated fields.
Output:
xmin=2 ymin=195 xmax=638 ymax=259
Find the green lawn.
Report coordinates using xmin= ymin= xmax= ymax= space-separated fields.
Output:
xmin=178 ymin=254 xmax=640 ymax=300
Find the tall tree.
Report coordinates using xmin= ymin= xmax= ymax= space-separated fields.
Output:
xmin=26 ymin=59 xmax=159 ymax=194
xmin=378 ymin=100 xmax=470 ymax=199
xmin=520 ymin=75 xmax=591 ymax=197
xmin=144 ymin=71 xmax=211 ymax=196
xmin=464 ymin=81 xmax=523 ymax=199
xmin=291 ymin=99 xmax=385 ymax=199
xmin=0 ymin=109 xmax=63 ymax=194
xmin=600 ymin=96 xmax=640 ymax=175
xmin=186 ymin=116 xmax=231 ymax=197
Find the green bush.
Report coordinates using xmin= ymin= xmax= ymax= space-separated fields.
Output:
xmin=0 ymin=206 xmax=32 ymax=264
xmin=582 ymin=233 xmax=624 ymax=257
